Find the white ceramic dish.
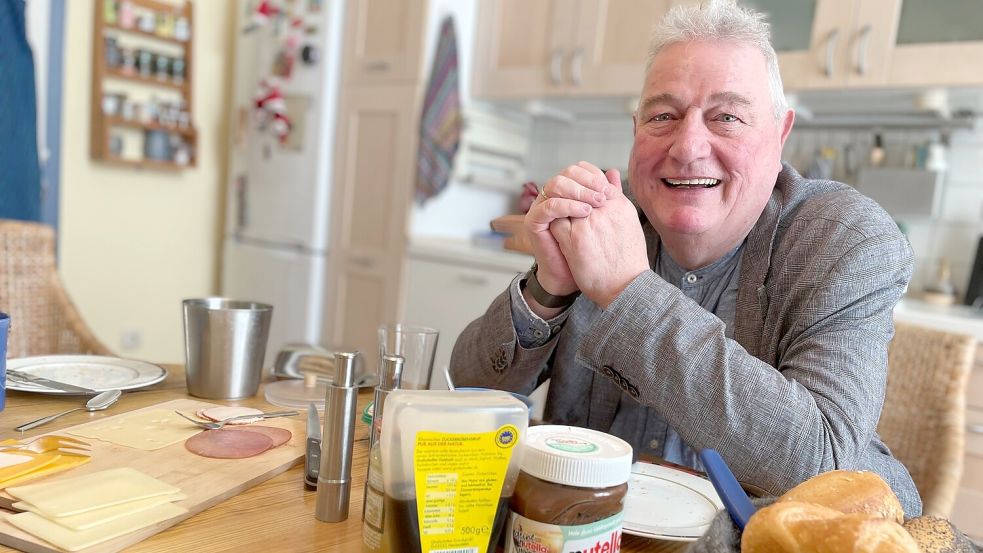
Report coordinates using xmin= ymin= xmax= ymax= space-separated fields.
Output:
xmin=5 ymin=355 xmax=167 ymax=395
xmin=622 ymin=461 xmax=725 ymax=542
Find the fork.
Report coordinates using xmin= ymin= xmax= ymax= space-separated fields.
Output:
xmin=0 ymin=435 xmax=91 ymax=455
xmin=174 ymin=410 xmax=299 ymax=430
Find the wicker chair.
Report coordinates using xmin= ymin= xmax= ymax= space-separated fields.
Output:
xmin=878 ymin=320 xmax=976 ymax=517
xmin=0 ymin=219 xmax=112 ymax=357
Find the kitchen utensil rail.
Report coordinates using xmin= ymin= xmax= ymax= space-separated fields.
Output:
xmin=174 ymin=410 xmax=299 ymax=430
xmin=0 ymin=435 xmax=91 ymax=455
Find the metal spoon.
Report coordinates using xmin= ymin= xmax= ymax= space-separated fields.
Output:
xmin=443 ymin=366 xmax=455 ymax=391
xmin=15 ymin=389 xmax=122 ymax=432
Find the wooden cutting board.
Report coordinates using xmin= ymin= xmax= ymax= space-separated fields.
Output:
xmin=0 ymin=399 xmax=307 ymax=553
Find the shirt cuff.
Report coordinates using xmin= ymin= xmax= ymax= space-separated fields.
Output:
xmin=509 ymin=273 xmax=571 ymax=349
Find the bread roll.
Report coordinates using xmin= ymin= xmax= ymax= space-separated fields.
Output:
xmin=742 ymin=501 xmax=921 ymax=553
xmin=903 ymin=515 xmax=978 ymax=553
xmin=777 ymin=470 xmax=904 ymax=525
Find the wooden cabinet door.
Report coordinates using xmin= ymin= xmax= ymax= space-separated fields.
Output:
xmin=878 ymin=0 xmax=983 ymax=87
xmin=471 ymin=0 xmax=576 ymax=99
xmin=741 ymin=0 xmax=856 ymax=91
xmin=343 ymin=0 xmax=427 ymax=84
xmin=321 ymin=85 xmax=418 ymax=370
xmin=574 ymin=0 xmax=675 ymax=96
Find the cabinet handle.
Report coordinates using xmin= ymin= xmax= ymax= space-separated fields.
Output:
xmin=457 ymin=274 xmax=489 ymax=286
xmin=855 ymin=24 xmax=872 ymax=76
xmin=365 ymin=60 xmax=391 ymax=72
xmin=569 ymin=47 xmax=583 ymax=87
xmin=550 ymin=49 xmax=563 ymax=85
xmin=350 ymin=255 xmax=374 ymax=268
xmin=825 ymin=28 xmax=840 ymax=78
xmin=969 ymin=424 xmax=983 ymax=435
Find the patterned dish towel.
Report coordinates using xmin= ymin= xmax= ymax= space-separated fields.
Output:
xmin=415 ymin=16 xmax=462 ymax=204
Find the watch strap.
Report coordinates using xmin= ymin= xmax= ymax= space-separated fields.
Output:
xmin=524 ymin=265 xmax=581 ymax=308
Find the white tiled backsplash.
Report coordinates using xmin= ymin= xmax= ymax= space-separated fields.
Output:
xmin=526 ymin=115 xmax=983 ymax=300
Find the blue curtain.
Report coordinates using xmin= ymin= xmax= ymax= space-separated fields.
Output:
xmin=0 ymin=0 xmax=42 ymax=222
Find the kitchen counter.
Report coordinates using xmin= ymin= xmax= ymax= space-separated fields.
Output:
xmin=894 ymin=297 xmax=983 ymax=340
xmin=410 ymin=235 xmax=533 ymax=272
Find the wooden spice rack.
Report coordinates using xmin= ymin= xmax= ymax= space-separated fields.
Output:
xmin=90 ymin=0 xmax=197 ymax=169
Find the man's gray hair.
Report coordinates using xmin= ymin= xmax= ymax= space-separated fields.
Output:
xmin=646 ymin=0 xmax=788 ymax=119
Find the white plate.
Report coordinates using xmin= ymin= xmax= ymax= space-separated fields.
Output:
xmin=5 ymin=355 xmax=167 ymax=395
xmin=622 ymin=462 xmax=724 ymax=542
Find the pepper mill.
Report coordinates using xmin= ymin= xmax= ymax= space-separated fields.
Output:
xmin=315 ymin=351 xmax=359 ymax=522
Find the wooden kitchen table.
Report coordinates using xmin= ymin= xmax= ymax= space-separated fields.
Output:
xmin=0 ymin=365 xmax=686 ymax=553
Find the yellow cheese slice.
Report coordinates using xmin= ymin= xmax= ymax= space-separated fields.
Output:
xmin=0 ymin=452 xmax=38 ymax=470
xmin=0 ymin=453 xmax=91 ymax=488
xmin=7 ymin=467 xmax=181 ymax=517
xmin=67 ymin=408 xmax=202 ymax=450
xmin=6 ymin=502 xmax=188 ymax=552
xmin=13 ymin=492 xmax=188 ymax=531
xmin=0 ymin=453 xmax=60 ymax=485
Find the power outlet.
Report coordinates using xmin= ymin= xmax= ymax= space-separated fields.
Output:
xmin=120 ymin=329 xmax=142 ymax=351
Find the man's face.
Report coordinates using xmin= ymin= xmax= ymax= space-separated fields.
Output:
xmin=629 ymin=40 xmax=793 ymax=251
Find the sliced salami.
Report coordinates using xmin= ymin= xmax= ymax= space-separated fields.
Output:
xmin=185 ymin=428 xmax=273 ymax=459
xmin=199 ymin=406 xmax=264 ymax=424
xmin=224 ymin=425 xmax=292 ymax=447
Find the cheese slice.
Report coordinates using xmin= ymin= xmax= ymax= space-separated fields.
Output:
xmin=67 ymin=408 xmax=202 ymax=450
xmin=0 ymin=452 xmax=33 ymax=470
xmin=0 ymin=453 xmax=90 ymax=488
xmin=6 ymin=502 xmax=188 ymax=552
xmin=7 ymin=467 xmax=181 ymax=517
xmin=0 ymin=453 xmax=60 ymax=485
xmin=13 ymin=492 xmax=188 ymax=531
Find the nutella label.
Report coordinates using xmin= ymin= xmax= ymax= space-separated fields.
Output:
xmin=504 ymin=511 xmax=623 ymax=553
xmin=544 ymin=436 xmax=599 ymax=454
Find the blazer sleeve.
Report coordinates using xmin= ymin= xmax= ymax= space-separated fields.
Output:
xmin=575 ymin=222 xmax=913 ymax=497
xmin=449 ymin=276 xmax=559 ymax=395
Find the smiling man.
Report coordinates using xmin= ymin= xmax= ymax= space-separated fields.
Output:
xmin=450 ymin=0 xmax=921 ymax=516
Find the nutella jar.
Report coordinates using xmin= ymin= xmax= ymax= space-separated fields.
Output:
xmin=503 ymin=425 xmax=632 ymax=553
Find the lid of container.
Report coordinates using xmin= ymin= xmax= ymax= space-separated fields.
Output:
xmin=521 ymin=425 xmax=632 ymax=488
xmin=264 ymin=373 xmax=328 ymax=410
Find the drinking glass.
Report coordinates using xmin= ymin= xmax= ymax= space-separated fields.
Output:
xmin=377 ymin=324 xmax=438 ymax=390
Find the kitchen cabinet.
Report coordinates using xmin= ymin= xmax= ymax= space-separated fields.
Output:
xmin=321 ymin=0 xmax=429 ymax=372
xmin=321 ymin=85 xmax=419 ymax=373
xmin=403 ymin=240 xmax=533 ymax=388
xmin=472 ymin=0 xmax=679 ymax=99
xmin=743 ymin=0 xmax=983 ymax=91
xmin=880 ymin=0 xmax=983 ymax=88
xmin=342 ymin=0 xmax=426 ymax=85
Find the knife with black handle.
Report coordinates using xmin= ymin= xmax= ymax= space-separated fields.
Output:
xmin=304 ymin=403 xmax=322 ymax=490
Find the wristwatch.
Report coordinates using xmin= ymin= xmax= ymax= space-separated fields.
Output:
xmin=522 ymin=264 xmax=581 ymax=308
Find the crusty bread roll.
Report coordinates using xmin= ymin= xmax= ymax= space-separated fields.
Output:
xmin=777 ymin=470 xmax=904 ymax=525
xmin=903 ymin=515 xmax=978 ymax=553
xmin=742 ymin=501 xmax=921 ymax=553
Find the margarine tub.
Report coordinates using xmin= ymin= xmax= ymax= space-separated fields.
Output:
xmin=378 ymin=390 xmax=529 ymax=553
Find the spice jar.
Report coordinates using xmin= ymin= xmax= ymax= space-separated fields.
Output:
xmin=503 ymin=425 xmax=632 ymax=553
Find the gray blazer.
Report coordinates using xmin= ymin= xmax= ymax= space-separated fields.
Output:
xmin=450 ymin=164 xmax=921 ymax=516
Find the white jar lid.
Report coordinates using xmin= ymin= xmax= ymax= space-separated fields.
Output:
xmin=521 ymin=425 xmax=632 ymax=488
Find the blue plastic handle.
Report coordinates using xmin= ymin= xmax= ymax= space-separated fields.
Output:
xmin=699 ymin=448 xmax=757 ymax=530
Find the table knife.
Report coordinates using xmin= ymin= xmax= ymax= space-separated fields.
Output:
xmin=304 ymin=403 xmax=322 ymax=490
xmin=6 ymin=369 xmax=97 ymax=394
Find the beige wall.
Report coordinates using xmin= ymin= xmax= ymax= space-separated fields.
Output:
xmin=58 ymin=1 xmax=234 ymax=363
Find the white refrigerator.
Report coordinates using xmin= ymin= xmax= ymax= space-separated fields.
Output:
xmin=221 ymin=0 xmax=345 ymax=368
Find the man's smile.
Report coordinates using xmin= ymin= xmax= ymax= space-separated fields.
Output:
xmin=662 ymin=178 xmax=721 ymax=189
